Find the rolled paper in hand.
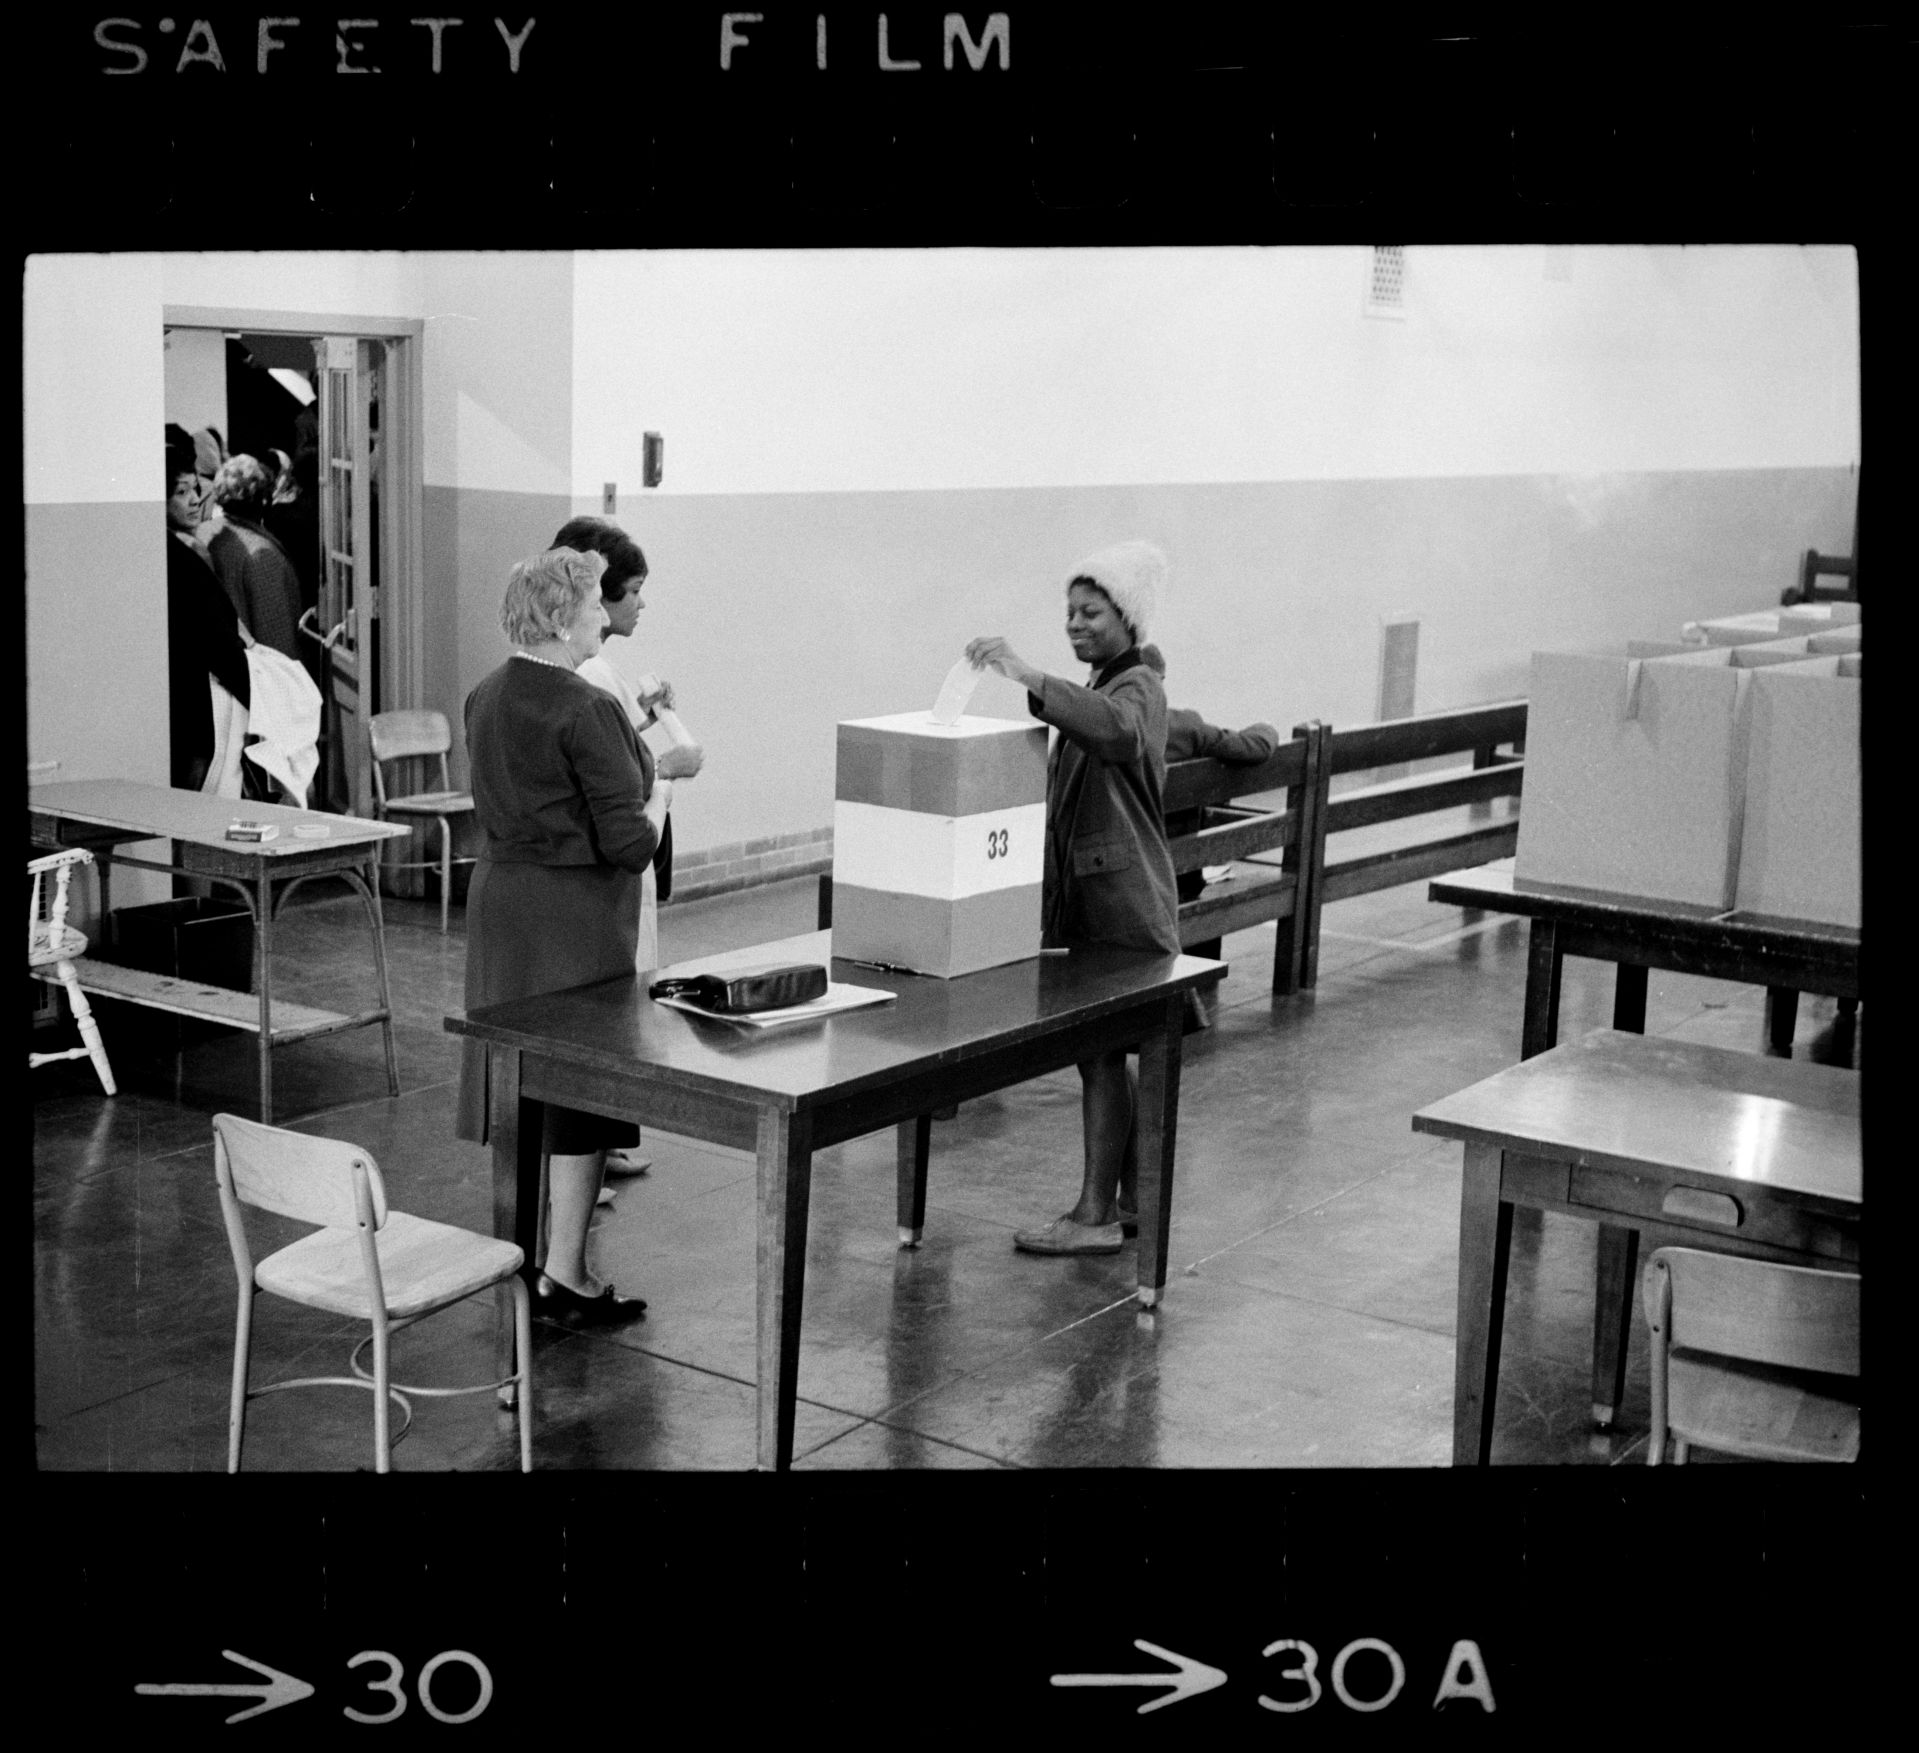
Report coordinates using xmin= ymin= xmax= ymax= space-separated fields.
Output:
xmin=637 ymin=672 xmax=698 ymax=749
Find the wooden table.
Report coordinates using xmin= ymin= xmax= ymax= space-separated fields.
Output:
xmin=28 ymin=780 xmax=409 ymax=1122
xmin=1428 ymin=858 xmax=1861 ymax=1424
xmin=446 ymin=930 xmax=1225 ymax=1471
xmin=1413 ymin=1028 xmax=1861 ymax=1465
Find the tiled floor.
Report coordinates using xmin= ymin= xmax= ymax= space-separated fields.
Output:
xmin=32 ymin=870 xmax=1859 ymax=1472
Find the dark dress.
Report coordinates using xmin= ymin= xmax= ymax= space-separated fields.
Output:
xmin=166 ymin=532 xmax=252 ymax=790
xmin=207 ymin=512 xmax=304 ymax=661
xmin=455 ymin=657 xmax=662 ymax=1150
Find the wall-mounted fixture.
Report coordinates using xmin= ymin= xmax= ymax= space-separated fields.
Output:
xmin=642 ymin=432 xmax=664 ymax=488
xmin=603 ymin=482 xmax=617 ymax=514
xmin=1363 ymin=244 xmax=1407 ymax=321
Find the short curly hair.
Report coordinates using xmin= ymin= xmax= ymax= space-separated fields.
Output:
xmin=212 ymin=454 xmax=276 ymax=516
xmin=550 ymin=515 xmax=648 ymax=596
xmin=500 ymin=547 xmax=606 ymax=646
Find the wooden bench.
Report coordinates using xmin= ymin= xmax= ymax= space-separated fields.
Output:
xmin=1295 ymin=700 xmax=1526 ymax=986
xmin=1161 ymin=720 xmax=1327 ymax=996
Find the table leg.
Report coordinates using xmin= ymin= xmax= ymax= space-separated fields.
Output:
xmin=1765 ymin=986 xmax=1800 ymax=1057
xmin=756 ymin=1106 xmax=816 ymax=1472
xmin=1521 ymin=920 xmax=1562 ymax=1060
xmin=1453 ymin=1141 xmax=1514 ymax=1466
xmin=896 ymin=1114 xmax=931 ymax=1246
xmin=1586 ymin=959 xmax=1650 ymax=1425
xmin=1133 ymin=991 xmax=1186 ymax=1308
xmin=1590 ymin=1226 xmax=1640 ymax=1428
xmin=254 ymin=866 xmax=275 ymax=1123
xmin=1611 ymin=962 xmax=1648 ymax=1033
xmin=345 ymin=858 xmax=402 ymax=1097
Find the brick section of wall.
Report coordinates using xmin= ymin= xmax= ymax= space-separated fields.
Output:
xmin=666 ymin=826 xmax=835 ymax=904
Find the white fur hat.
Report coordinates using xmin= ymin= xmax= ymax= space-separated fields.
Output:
xmin=1066 ymin=540 xmax=1166 ymax=642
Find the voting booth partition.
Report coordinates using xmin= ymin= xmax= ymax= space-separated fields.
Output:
xmin=1515 ymin=615 xmax=1861 ymax=927
xmin=831 ymin=713 xmax=1050 ymax=977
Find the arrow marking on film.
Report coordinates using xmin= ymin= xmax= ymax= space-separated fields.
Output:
xmin=135 ymin=1649 xmax=316 ymax=1724
xmin=1051 ymin=1639 xmax=1229 ymax=1714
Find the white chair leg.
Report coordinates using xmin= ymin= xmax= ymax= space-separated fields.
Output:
xmin=371 ymin=1314 xmax=392 ymax=1474
xmin=512 ymin=1275 xmax=534 ymax=1472
xmin=1672 ymin=1439 xmax=1690 ymax=1465
xmin=228 ymin=1288 xmax=254 ymax=1473
xmin=439 ymin=820 xmax=453 ymax=935
xmin=59 ymin=962 xmax=116 ymax=1095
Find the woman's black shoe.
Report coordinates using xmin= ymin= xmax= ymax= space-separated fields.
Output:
xmin=533 ymin=1272 xmax=647 ymax=1324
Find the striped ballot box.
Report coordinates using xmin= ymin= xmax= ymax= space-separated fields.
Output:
xmin=833 ymin=712 xmax=1050 ymax=977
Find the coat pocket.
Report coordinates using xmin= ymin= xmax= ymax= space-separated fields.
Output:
xmin=1072 ymin=833 xmax=1135 ymax=878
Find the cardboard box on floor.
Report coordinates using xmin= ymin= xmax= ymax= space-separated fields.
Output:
xmin=1515 ymin=641 xmax=1836 ymax=910
xmin=1734 ymin=656 xmax=1862 ymax=927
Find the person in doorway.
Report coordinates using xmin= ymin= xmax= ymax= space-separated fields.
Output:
xmin=164 ymin=428 xmax=255 ymax=791
xmin=965 ymin=540 xmax=1180 ymax=1255
xmin=454 ymin=547 xmax=672 ymax=1324
xmin=552 ymin=515 xmax=705 ymax=1183
xmin=207 ymin=454 xmax=305 ymax=661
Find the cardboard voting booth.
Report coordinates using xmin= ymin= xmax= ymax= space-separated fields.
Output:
xmin=1517 ymin=635 xmax=1861 ymax=921
xmin=1735 ymin=656 xmax=1862 ymax=927
xmin=832 ymin=712 xmax=1049 ymax=977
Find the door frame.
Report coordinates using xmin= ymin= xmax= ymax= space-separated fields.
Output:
xmin=162 ymin=305 xmax=427 ymax=723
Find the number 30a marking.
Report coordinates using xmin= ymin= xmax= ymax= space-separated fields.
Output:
xmin=985 ymin=828 xmax=1009 ymax=859
xmin=345 ymin=1650 xmax=494 ymax=1725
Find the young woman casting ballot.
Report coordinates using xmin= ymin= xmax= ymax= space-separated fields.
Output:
xmin=965 ymin=541 xmax=1181 ymax=1256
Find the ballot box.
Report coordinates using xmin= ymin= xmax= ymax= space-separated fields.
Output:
xmin=832 ymin=712 xmax=1049 ymax=977
xmin=1734 ymin=655 xmax=1862 ymax=927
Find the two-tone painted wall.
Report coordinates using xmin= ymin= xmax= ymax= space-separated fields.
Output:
xmin=26 ymin=245 xmax=1859 ymax=899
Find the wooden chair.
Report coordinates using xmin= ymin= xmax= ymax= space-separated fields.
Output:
xmin=368 ymin=710 xmax=475 ymax=933
xmin=28 ymin=849 xmax=116 ymax=1095
xmin=1642 ymin=1246 xmax=1860 ymax=1464
xmin=213 ymin=1112 xmax=533 ymax=1473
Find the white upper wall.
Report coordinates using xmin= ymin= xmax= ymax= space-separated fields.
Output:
xmin=571 ymin=245 xmax=1859 ymax=498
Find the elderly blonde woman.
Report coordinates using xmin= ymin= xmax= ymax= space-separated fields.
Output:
xmin=454 ymin=547 xmax=673 ymax=1324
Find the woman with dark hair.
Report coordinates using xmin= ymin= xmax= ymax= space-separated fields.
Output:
xmin=551 ymin=514 xmax=705 ymax=1179
xmin=966 ymin=541 xmax=1180 ymax=1256
xmin=165 ymin=429 xmax=255 ymax=790
xmin=455 ymin=547 xmax=673 ymax=1323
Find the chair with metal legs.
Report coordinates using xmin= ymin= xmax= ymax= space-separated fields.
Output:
xmin=213 ymin=1112 xmax=533 ymax=1472
xmin=368 ymin=710 xmax=476 ymax=933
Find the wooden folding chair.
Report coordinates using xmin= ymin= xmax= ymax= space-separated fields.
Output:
xmin=1643 ymin=1246 xmax=1859 ymax=1464
xmin=368 ymin=709 xmax=475 ymax=933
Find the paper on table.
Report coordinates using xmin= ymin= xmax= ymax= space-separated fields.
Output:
xmin=929 ymin=655 xmax=981 ymax=726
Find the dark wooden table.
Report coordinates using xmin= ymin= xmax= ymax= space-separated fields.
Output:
xmin=29 ymin=779 xmax=408 ymax=1122
xmin=1428 ymin=858 xmax=1860 ymax=1427
xmin=1414 ymin=1028 xmax=1861 ymax=1465
xmin=446 ymin=930 xmax=1225 ymax=1471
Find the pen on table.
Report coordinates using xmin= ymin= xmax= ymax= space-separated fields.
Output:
xmin=844 ymin=958 xmax=927 ymax=976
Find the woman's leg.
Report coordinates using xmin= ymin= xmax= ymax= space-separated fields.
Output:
xmin=1068 ymin=1050 xmax=1135 ymax=1225
xmin=542 ymin=1150 xmax=607 ymax=1294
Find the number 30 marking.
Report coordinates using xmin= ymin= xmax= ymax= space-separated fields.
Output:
xmin=345 ymin=1649 xmax=494 ymax=1725
xmin=986 ymin=828 xmax=1009 ymax=859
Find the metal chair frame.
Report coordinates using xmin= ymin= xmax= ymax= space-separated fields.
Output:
xmin=368 ymin=709 xmax=476 ymax=934
xmin=213 ymin=1112 xmax=533 ymax=1473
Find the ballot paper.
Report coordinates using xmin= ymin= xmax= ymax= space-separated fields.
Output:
xmin=653 ymin=981 xmax=896 ymax=1028
xmin=929 ymin=655 xmax=982 ymax=726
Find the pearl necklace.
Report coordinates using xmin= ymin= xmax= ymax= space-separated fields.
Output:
xmin=512 ymin=650 xmax=571 ymax=671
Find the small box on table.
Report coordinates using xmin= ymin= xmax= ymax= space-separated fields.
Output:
xmin=833 ymin=712 xmax=1050 ymax=977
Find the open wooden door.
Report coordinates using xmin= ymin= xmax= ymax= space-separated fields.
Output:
xmin=316 ymin=336 xmax=378 ymax=814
